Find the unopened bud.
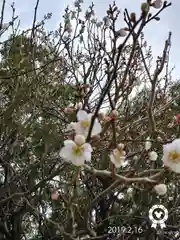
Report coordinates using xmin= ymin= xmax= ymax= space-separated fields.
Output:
xmin=64 ymin=107 xmax=75 ymax=114
xmin=103 ymin=116 xmax=112 ymax=122
xmin=51 ymin=191 xmax=59 ymax=200
xmin=141 ymin=2 xmax=150 ymax=13
xmin=176 ymin=114 xmax=180 ymax=124
xmin=110 ymin=110 xmax=118 ymax=120
xmin=153 ymin=0 xmax=163 ymax=9
xmin=130 ymin=12 xmax=136 ymax=22
xmin=91 ymin=135 xmax=100 ymax=142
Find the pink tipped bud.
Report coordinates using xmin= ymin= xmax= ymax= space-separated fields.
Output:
xmin=110 ymin=110 xmax=118 ymax=119
xmin=176 ymin=114 xmax=180 ymax=124
xmin=91 ymin=135 xmax=100 ymax=143
xmin=64 ymin=107 xmax=75 ymax=114
xmin=103 ymin=116 xmax=112 ymax=122
xmin=51 ymin=191 xmax=59 ymax=200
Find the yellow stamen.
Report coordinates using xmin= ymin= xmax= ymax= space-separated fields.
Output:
xmin=72 ymin=146 xmax=83 ymax=156
xmin=81 ymin=120 xmax=89 ymax=128
xmin=169 ymin=151 xmax=180 ymax=163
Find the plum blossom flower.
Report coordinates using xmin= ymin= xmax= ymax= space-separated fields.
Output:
xmin=149 ymin=151 xmax=158 ymax=161
xmin=162 ymin=139 xmax=180 ymax=173
xmin=154 ymin=184 xmax=167 ymax=196
xmin=59 ymin=134 xmax=93 ymax=166
xmin=70 ymin=110 xmax=102 ymax=137
xmin=110 ymin=147 xmax=126 ymax=168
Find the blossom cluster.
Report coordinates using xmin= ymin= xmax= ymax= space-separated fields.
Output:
xmin=60 ymin=109 xmax=127 ymax=167
xmin=58 ymin=107 xmax=180 ymax=197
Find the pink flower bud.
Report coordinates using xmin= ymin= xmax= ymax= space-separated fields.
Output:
xmin=103 ymin=116 xmax=112 ymax=122
xmin=176 ymin=114 xmax=180 ymax=124
xmin=91 ymin=135 xmax=100 ymax=143
xmin=64 ymin=107 xmax=75 ymax=114
xmin=110 ymin=110 xmax=118 ymax=120
xmin=51 ymin=191 xmax=59 ymax=200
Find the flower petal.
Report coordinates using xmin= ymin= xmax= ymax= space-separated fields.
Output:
xmin=92 ymin=120 xmax=102 ymax=136
xmin=59 ymin=146 xmax=72 ymax=161
xmin=64 ymin=140 xmax=76 ymax=147
xmin=77 ymin=110 xmax=88 ymax=121
xmin=172 ymin=139 xmax=180 ymax=152
xmin=84 ymin=151 xmax=91 ymax=162
xmin=72 ymin=156 xmax=85 ymax=166
xmin=83 ymin=143 xmax=93 ymax=152
xmin=169 ymin=162 xmax=180 ymax=173
xmin=74 ymin=122 xmax=85 ymax=135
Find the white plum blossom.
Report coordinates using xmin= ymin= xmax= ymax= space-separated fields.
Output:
xmin=149 ymin=151 xmax=158 ymax=161
xmin=71 ymin=110 xmax=102 ymax=137
xmin=110 ymin=148 xmax=126 ymax=168
xmin=145 ymin=137 xmax=152 ymax=151
xmin=59 ymin=134 xmax=93 ymax=166
xmin=154 ymin=184 xmax=167 ymax=196
xmin=162 ymin=139 xmax=180 ymax=173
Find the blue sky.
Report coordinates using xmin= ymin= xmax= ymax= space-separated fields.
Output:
xmin=1 ymin=0 xmax=180 ymax=79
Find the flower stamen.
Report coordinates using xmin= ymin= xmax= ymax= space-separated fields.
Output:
xmin=168 ymin=151 xmax=180 ymax=163
xmin=81 ymin=120 xmax=90 ymax=128
xmin=72 ymin=146 xmax=83 ymax=156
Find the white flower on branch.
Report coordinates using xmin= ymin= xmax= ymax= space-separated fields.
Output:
xmin=109 ymin=148 xmax=126 ymax=168
xmin=71 ymin=110 xmax=102 ymax=137
xmin=162 ymin=139 xmax=180 ymax=173
xmin=145 ymin=137 xmax=152 ymax=151
xmin=59 ymin=134 xmax=93 ymax=166
xmin=154 ymin=184 xmax=167 ymax=195
xmin=149 ymin=151 xmax=158 ymax=161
